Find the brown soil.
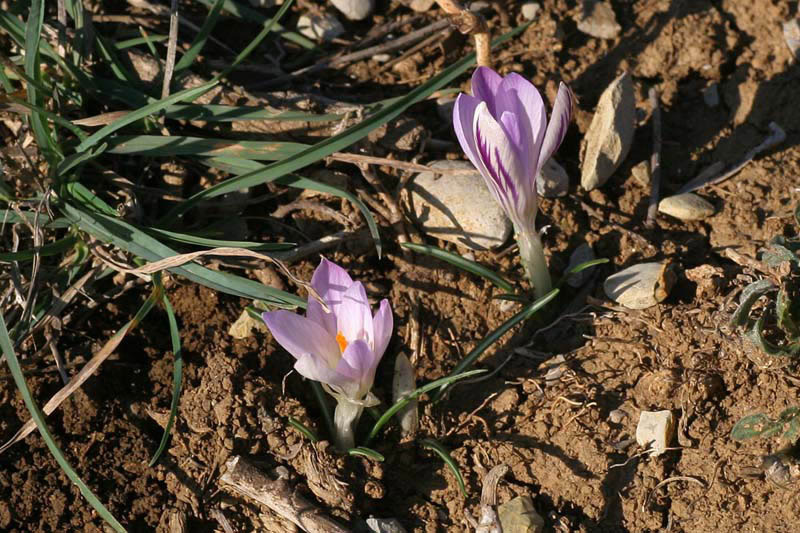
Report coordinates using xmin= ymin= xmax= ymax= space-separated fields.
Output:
xmin=2 ymin=0 xmax=800 ymax=532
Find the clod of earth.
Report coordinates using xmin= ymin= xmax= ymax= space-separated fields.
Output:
xmin=603 ymin=262 xmax=676 ymax=310
xmin=635 ymin=410 xmax=675 ymax=457
xmin=576 ymin=0 xmax=621 ymax=40
xmin=535 ymin=158 xmax=569 ymax=198
xmin=580 ymin=71 xmax=636 ymax=191
xmin=405 ymin=160 xmax=512 ymax=251
xmin=658 ymin=192 xmax=715 ymax=221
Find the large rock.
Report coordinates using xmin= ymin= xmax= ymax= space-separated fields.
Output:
xmin=580 ymin=71 xmax=636 ymax=190
xmin=406 ymin=160 xmax=512 ymax=250
xmin=331 ymin=0 xmax=374 ymax=20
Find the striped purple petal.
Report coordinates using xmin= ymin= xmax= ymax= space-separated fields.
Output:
xmin=471 ymin=66 xmax=503 ymax=116
xmin=538 ymin=82 xmax=574 ymax=173
xmin=453 ymin=93 xmax=483 ymax=172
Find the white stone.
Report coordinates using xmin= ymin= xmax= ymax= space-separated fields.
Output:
xmin=543 ymin=354 xmax=567 ymax=382
xmin=535 ymin=158 xmax=569 ymax=198
xmin=580 ymin=71 xmax=636 ymax=190
xmin=372 ymin=53 xmax=391 ymax=62
xmin=498 ymin=496 xmax=545 ymax=533
xmin=406 ymin=160 xmax=512 ymax=250
xmin=366 ymin=518 xmax=407 ymax=533
xmin=566 ymin=242 xmax=596 ymax=288
xmin=297 ymin=13 xmax=344 ymax=42
xmin=521 ymin=2 xmax=541 ymax=20
xmin=577 ymin=1 xmax=621 ymax=39
xmin=409 ymin=0 xmax=435 ymax=11
xmin=331 ymin=0 xmax=374 ymax=20
xmin=635 ymin=410 xmax=674 ymax=457
xmin=784 ymin=19 xmax=800 ymax=60
xmin=603 ymin=262 xmax=675 ymax=310
xmin=658 ymin=193 xmax=715 ymax=221
xmin=631 ymin=160 xmax=650 ymax=187
xmin=608 ymin=409 xmax=627 ymax=424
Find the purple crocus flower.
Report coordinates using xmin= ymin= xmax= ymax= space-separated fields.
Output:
xmin=262 ymin=258 xmax=393 ymax=449
xmin=453 ymin=67 xmax=573 ymax=297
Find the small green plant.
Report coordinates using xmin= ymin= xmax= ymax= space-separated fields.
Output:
xmin=729 ymin=205 xmax=800 ymax=358
xmin=731 ymin=407 xmax=800 ymax=442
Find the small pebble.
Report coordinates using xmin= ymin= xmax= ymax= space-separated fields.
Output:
xmin=405 ymin=160 xmax=512 ymax=250
xmin=566 ymin=242 xmax=596 ymax=288
xmin=608 ymin=409 xmax=627 ymax=424
xmin=536 ymin=158 xmax=569 ymax=198
xmin=331 ymin=0 xmax=374 ymax=20
xmin=408 ymin=0 xmax=435 ymax=11
xmin=521 ymin=2 xmax=541 ymax=20
xmin=630 ymin=160 xmax=650 ymax=187
xmin=576 ymin=0 xmax=621 ymax=40
xmin=366 ymin=518 xmax=407 ymax=533
xmin=612 ymin=438 xmax=635 ymax=451
xmin=635 ymin=410 xmax=674 ymax=457
xmin=469 ymin=1 xmax=490 ymax=11
xmin=784 ymin=19 xmax=800 ymax=60
xmin=603 ymin=262 xmax=676 ymax=309
xmin=297 ymin=12 xmax=344 ymax=42
xmin=543 ymin=354 xmax=567 ymax=382
xmin=581 ymin=71 xmax=636 ymax=190
xmin=498 ymin=496 xmax=545 ymax=533
xmin=249 ymin=0 xmax=281 ymax=6
xmin=703 ymin=83 xmax=720 ymax=108
xmin=658 ymin=192 xmax=715 ymax=221
xmin=372 ymin=53 xmax=391 ymax=62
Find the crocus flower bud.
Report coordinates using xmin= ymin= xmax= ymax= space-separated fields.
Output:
xmin=263 ymin=258 xmax=393 ymax=450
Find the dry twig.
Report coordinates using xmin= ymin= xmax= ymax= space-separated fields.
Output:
xmin=434 ymin=0 xmax=491 ymax=67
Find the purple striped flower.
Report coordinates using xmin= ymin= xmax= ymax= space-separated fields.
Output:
xmin=262 ymin=258 xmax=392 ymax=449
xmin=453 ymin=67 xmax=573 ymax=233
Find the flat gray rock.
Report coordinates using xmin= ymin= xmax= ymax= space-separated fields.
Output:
xmin=658 ymin=193 xmax=715 ymax=221
xmin=331 ymin=0 xmax=374 ymax=20
xmin=577 ymin=1 xmax=621 ymax=39
xmin=297 ymin=12 xmax=344 ymax=42
xmin=406 ymin=160 xmax=512 ymax=251
xmin=604 ymin=262 xmax=676 ymax=309
xmin=581 ymin=71 xmax=636 ymax=190
xmin=536 ymin=158 xmax=569 ymax=198
xmin=498 ymin=495 xmax=545 ymax=533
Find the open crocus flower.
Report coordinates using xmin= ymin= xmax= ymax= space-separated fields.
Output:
xmin=453 ymin=66 xmax=573 ymax=297
xmin=262 ymin=258 xmax=392 ymax=450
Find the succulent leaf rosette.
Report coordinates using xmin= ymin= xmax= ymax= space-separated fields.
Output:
xmin=262 ymin=258 xmax=393 ymax=450
xmin=453 ymin=66 xmax=574 ymax=297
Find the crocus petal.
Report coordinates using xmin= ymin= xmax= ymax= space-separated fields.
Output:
xmin=538 ymin=82 xmax=574 ymax=173
xmin=337 ymin=339 xmax=378 ymax=394
xmin=453 ymin=93 xmax=482 ymax=168
xmin=371 ymin=299 xmax=393 ymax=358
xmin=294 ymin=352 xmax=350 ymax=391
xmin=307 ymin=258 xmax=353 ymax=336
xmin=473 ymin=102 xmax=527 ymax=225
xmin=471 ymin=66 xmax=503 ymax=116
xmin=496 ymin=73 xmax=547 ymax=188
xmin=262 ymin=310 xmax=341 ymax=369
xmin=336 ymin=281 xmax=373 ymax=346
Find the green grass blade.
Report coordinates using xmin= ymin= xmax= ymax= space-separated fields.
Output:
xmin=0 ymin=210 xmax=70 ymax=229
xmin=0 ymin=315 xmax=128 ymax=533
xmin=159 ymin=21 xmax=531 ymax=224
xmin=24 ymin=0 xmax=58 ymax=163
xmin=348 ymin=447 xmax=384 ymax=462
xmin=174 ymin=0 xmax=225 ymax=73
xmin=115 ymin=34 xmax=169 ymax=50
xmin=205 ymin=157 xmax=382 ymax=257
xmin=147 ymin=226 xmax=294 ymax=251
xmin=420 ymin=439 xmax=467 ymax=498
xmin=164 ymin=104 xmax=341 ymax=123
xmin=434 ymin=287 xmax=560 ymax=401
xmin=365 ymin=369 xmax=486 ymax=444
xmin=0 ymin=235 xmax=78 ymax=262
xmin=310 ymin=381 xmax=336 ymax=442
xmin=214 ymin=0 xmax=294 ymax=81
xmin=104 ymin=135 xmax=308 ymax=160
xmin=94 ymin=32 xmax=139 ymax=85
xmin=60 ymin=201 xmax=305 ymax=307
xmin=401 ymin=242 xmax=514 ymax=292
xmin=195 ymin=0 xmax=315 ymax=49
xmin=288 ymin=417 xmax=319 ymax=442
xmin=75 ymin=81 xmax=219 ymax=152
xmin=6 ymin=96 xmax=88 ymax=141
xmin=148 ymin=288 xmax=183 ymax=466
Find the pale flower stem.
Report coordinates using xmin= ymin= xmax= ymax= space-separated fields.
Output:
xmin=516 ymin=229 xmax=551 ymax=299
xmin=333 ymin=400 xmax=363 ymax=450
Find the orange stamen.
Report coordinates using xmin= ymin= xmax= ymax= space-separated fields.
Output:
xmin=336 ymin=331 xmax=348 ymax=353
